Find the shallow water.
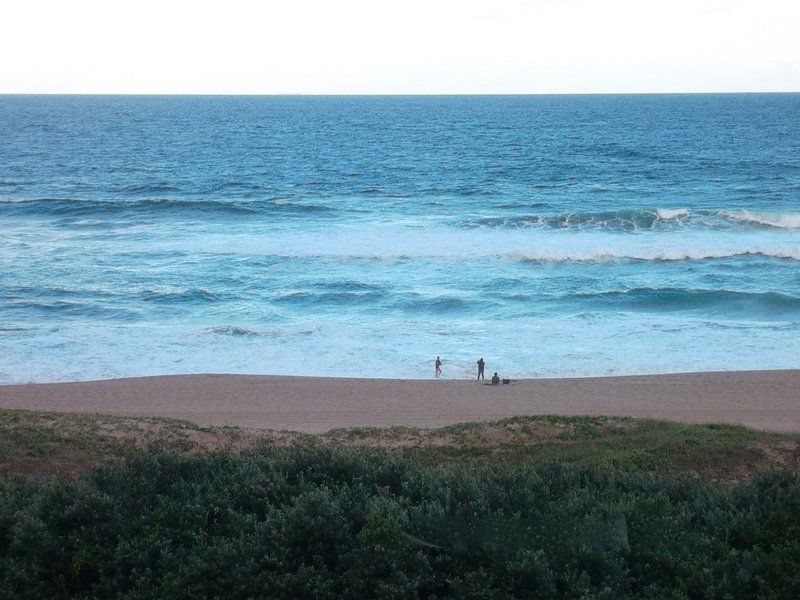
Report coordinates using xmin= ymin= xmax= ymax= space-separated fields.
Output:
xmin=1 ymin=94 xmax=798 ymax=381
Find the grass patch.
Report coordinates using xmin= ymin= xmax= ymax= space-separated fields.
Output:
xmin=1 ymin=409 xmax=797 ymax=480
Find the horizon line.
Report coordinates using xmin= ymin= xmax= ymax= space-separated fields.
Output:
xmin=2 ymin=90 xmax=799 ymax=97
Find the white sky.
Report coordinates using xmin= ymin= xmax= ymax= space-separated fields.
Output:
xmin=1 ymin=0 xmax=799 ymax=94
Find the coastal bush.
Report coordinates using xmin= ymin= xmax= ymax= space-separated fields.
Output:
xmin=0 ymin=447 xmax=798 ymax=598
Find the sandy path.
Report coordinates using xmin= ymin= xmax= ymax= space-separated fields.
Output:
xmin=0 ymin=370 xmax=798 ymax=433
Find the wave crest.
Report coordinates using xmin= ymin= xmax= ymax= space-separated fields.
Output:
xmin=0 ymin=198 xmax=337 ymax=218
xmin=459 ymin=208 xmax=800 ymax=231
xmin=208 ymin=326 xmax=320 ymax=337
xmin=567 ymin=287 xmax=800 ymax=315
xmin=516 ymin=249 xmax=800 ymax=262
xmin=719 ymin=210 xmax=800 ymax=229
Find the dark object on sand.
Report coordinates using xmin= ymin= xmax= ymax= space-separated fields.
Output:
xmin=502 ymin=378 xmax=510 ymax=385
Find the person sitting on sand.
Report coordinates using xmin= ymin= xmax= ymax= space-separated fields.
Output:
xmin=477 ymin=357 xmax=485 ymax=380
xmin=435 ymin=356 xmax=442 ymax=378
xmin=491 ymin=372 xmax=500 ymax=385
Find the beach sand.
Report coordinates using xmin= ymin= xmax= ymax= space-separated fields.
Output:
xmin=0 ymin=370 xmax=798 ymax=433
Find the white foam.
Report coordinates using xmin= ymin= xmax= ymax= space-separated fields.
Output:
xmin=656 ymin=208 xmax=690 ymax=220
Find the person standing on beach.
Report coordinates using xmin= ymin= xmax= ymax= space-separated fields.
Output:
xmin=435 ymin=356 xmax=442 ymax=378
xmin=477 ymin=357 xmax=485 ymax=380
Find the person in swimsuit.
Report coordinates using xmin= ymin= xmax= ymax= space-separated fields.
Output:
xmin=491 ymin=372 xmax=500 ymax=385
xmin=435 ymin=356 xmax=442 ymax=378
xmin=477 ymin=357 xmax=485 ymax=380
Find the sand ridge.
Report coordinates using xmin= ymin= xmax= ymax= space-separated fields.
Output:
xmin=0 ymin=369 xmax=798 ymax=433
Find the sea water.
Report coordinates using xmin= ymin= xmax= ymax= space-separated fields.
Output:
xmin=0 ymin=94 xmax=798 ymax=382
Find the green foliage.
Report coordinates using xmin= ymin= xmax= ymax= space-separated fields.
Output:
xmin=0 ymin=447 xmax=799 ymax=598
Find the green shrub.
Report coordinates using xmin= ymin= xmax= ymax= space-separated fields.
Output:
xmin=0 ymin=447 xmax=798 ymax=598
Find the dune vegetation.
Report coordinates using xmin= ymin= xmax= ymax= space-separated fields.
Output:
xmin=0 ymin=409 xmax=798 ymax=598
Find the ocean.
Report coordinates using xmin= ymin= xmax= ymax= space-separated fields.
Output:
xmin=1 ymin=94 xmax=798 ymax=382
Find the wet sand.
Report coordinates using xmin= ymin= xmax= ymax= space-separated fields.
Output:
xmin=0 ymin=370 xmax=798 ymax=433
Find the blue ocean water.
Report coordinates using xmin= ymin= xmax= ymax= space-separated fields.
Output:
xmin=1 ymin=94 xmax=799 ymax=382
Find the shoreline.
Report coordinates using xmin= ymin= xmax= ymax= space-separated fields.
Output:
xmin=1 ymin=369 xmax=798 ymax=433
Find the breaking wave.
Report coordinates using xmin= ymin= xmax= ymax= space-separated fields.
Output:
xmin=459 ymin=208 xmax=800 ymax=230
xmin=718 ymin=210 xmax=800 ymax=229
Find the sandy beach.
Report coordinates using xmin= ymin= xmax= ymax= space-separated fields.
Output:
xmin=0 ymin=369 xmax=797 ymax=433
